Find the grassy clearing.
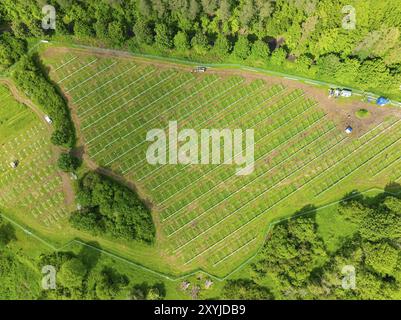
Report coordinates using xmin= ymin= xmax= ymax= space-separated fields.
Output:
xmin=316 ymin=204 xmax=359 ymax=253
xmin=356 ymin=108 xmax=370 ymax=119
xmin=37 ymin=48 xmax=401 ymax=276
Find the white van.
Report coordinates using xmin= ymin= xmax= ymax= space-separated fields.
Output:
xmin=44 ymin=115 xmax=53 ymax=124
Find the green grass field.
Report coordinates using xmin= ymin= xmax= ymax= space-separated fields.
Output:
xmin=35 ymin=47 xmax=401 ymax=276
xmin=0 ymin=84 xmax=73 ymax=230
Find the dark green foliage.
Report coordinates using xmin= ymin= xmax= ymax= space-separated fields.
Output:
xmin=2 ymin=0 xmax=401 ymax=98
xmin=221 ymin=279 xmax=273 ymax=300
xmin=252 ymin=212 xmax=328 ymax=294
xmin=0 ymin=32 xmax=26 ymax=70
xmin=57 ymin=153 xmax=81 ymax=172
xmin=174 ymin=31 xmax=190 ymax=51
xmin=232 ymin=36 xmax=250 ymax=60
xmin=95 ymin=267 xmax=129 ymax=299
xmin=11 ymin=55 xmax=76 ymax=147
xmin=154 ymin=23 xmax=173 ymax=49
xmin=0 ymin=217 xmax=16 ymax=247
xmin=212 ymin=34 xmax=231 ymax=57
xmin=251 ymin=195 xmax=401 ymax=299
xmin=69 ymin=171 xmax=155 ymax=243
xmin=190 ymin=31 xmax=209 ymax=54
xmin=133 ymin=19 xmax=154 ymax=45
xmin=130 ymin=282 xmax=166 ymax=300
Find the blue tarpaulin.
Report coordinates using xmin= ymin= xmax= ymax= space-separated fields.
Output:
xmin=377 ymin=97 xmax=390 ymax=106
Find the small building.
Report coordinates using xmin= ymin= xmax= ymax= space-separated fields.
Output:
xmin=341 ymin=89 xmax=352 ymax=97
xmin=376 ymin=97 xmax=390 ymax=106
xmin=193 ymin=66 xmax=207 ymax=73
xmin=44 ymin=115 xmax=53 ymax=124
xmin=345 ymin=126 xmax=353 ymax=134
xmin=10 ymin=160 xmax=18 ymax=169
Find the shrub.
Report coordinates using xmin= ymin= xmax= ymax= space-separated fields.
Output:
xmin=356 ymin=108 xmax=370 ymax=119
xmin=57 ymin=153 xmax=81 ymax=172
xmin=69 ymin=172 xmax=155 ymax=243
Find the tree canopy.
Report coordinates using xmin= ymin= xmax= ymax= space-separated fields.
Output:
xmin=70 ymin=172 xmax=155 ymax=243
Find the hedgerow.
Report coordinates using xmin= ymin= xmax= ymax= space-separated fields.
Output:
xmin=11 ymin=55 xmax=76 ymax=147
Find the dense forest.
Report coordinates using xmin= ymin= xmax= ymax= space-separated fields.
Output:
xmin=245 ymin=191 xmax=401 ymax=299
xmin=38 ymin=250 xmax=165 ymax=299
xmin=1 ymin=0 xmax=401 ymax=99
xmin=70 ymin=171 xmax=155 ymax=243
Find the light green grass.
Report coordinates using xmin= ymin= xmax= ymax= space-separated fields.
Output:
xmin=316 ymin=204 xmax=359 ymax=253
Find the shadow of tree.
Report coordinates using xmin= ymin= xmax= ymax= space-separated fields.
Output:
xmin=384 ymin=182 xmax=401 ymax=196
xmin=0 ymin=220 xmax=16 ymax=246
xmin=76 ymin=240 xmax=102 ymax=272
xmin=290 ymin=203 xmax=318 ymax=220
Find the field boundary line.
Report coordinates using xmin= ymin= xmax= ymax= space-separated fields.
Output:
xmin=80 ymin=68 xmax=156 ymax=117
xmin=115 ymin=79 xmax=246 ymax=172
xmin=136 ymin=90 xmax=307 ymax=181
xmin=65 ymin=61 xmax=117 ymax=93
xmin=57 ymin=58 xmax=98 ymax=84
xmin=87 ymin=75 xmax=194 ymax=146
xmin=82 ymin=70 xmax=174 ymax=130
xmin=150 ymin=86 xmax=289 ymax=191
xmin=166 ymin=124 xmax=336 ymax=233
xmin=159 ymin=101 xmax=318 ymax=208
xmin=74 ymin=65 xmax=137 ymax=104
xmin=172 ymin=115 xmax=329 ymax=252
